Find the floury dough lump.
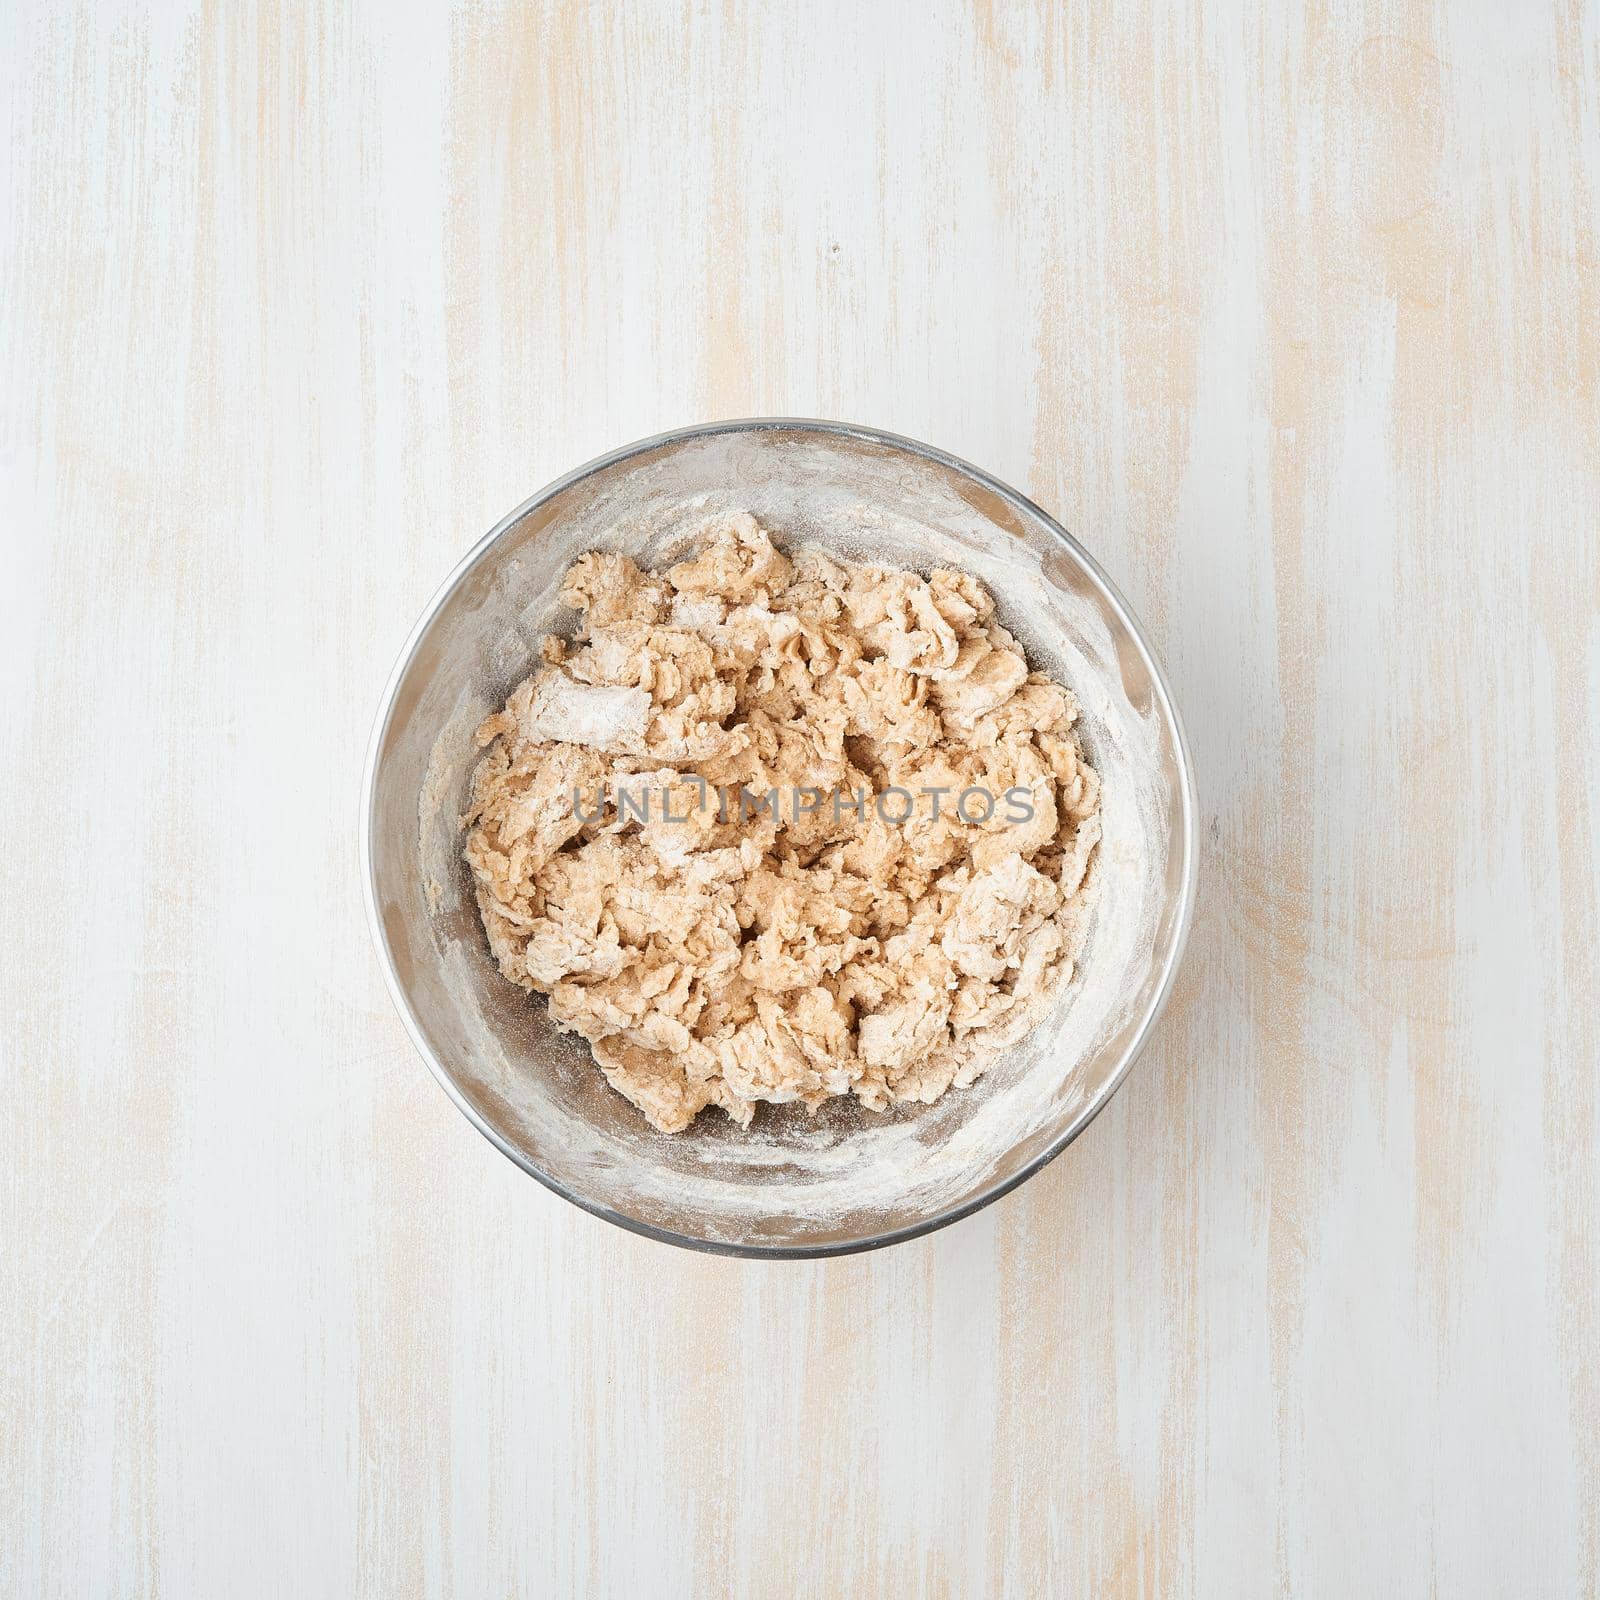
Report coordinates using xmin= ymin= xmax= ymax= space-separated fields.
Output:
xmin=462 ymin=513 xmax=1102 ymax=1133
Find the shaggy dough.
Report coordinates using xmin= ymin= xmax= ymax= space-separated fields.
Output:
xmin=462 ymin=514 xmax=1101 ymax=1133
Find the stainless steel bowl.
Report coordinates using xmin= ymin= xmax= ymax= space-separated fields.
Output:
xmin=362 ymin=420 xmax=1196 ymax=1257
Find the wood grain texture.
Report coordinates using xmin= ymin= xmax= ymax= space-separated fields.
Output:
xmin=3 ymin=1 xmax=1598 ymax=1595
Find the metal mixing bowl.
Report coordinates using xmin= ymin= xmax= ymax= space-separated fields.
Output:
xmin=361 ymin=420 xmax=1196 ymax=1257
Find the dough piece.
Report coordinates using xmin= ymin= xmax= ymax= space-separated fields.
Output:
xmin=462 ymin=512 xmax=1101 ymax=1133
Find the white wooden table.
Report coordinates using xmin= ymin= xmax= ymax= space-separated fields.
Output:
xmin=5 ymin=3 xmax=1598 ymax=1595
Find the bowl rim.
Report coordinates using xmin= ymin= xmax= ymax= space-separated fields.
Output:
xmin=360 ymin=417 xmax=1199 ymax=1259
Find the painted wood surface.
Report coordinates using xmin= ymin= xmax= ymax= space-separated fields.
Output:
xmin=4 ymin=2 xmax=1598 ymax=1595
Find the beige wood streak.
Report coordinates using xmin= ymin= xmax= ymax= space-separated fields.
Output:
xmin=2 ymin=1 xmax=1597 ymax=1595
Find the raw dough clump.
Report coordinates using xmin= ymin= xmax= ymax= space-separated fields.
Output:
xmin=462 ymin=514 xmax=1101 ymax=1133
